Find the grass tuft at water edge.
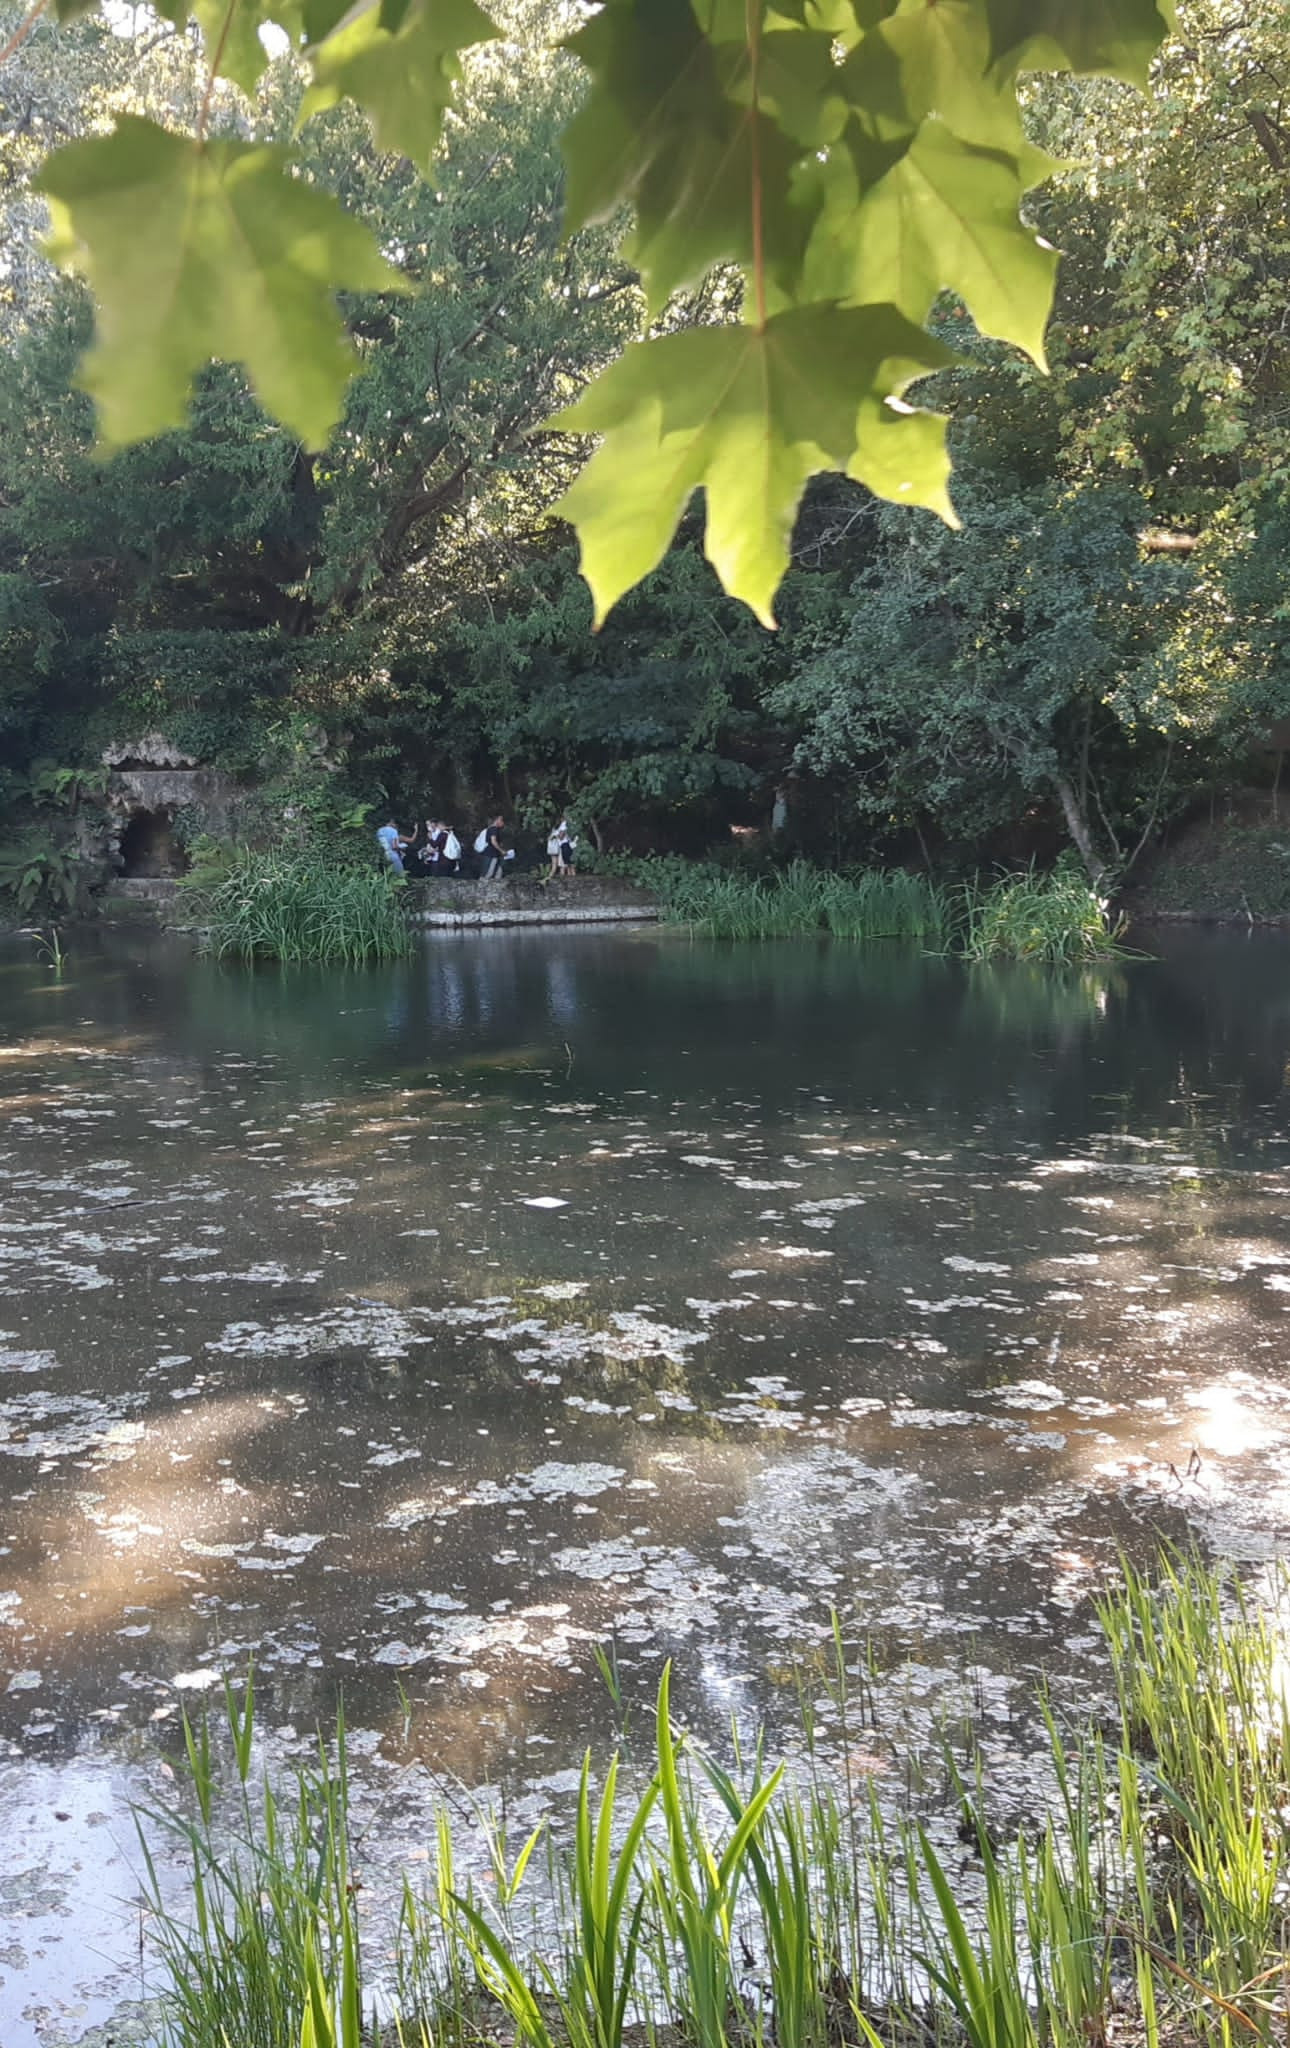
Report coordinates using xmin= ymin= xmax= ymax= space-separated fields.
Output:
xmin=139 ymin=1552 xmax=1290 ymax=2048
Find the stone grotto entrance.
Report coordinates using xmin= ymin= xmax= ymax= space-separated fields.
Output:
xmin=117 ymin=807 xmax=188 ymax=878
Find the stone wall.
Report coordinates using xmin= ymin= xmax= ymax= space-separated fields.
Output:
xmin=75 ymin=736 xmax=243 ymax=883
xmin=404 ymin=876 xmax=658 ymax=928
xmin=96 ymin=874 xmax=660 ymax=932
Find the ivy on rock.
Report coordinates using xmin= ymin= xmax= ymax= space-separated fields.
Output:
xmin=15 ymin=0 xmax=1174 ymax=621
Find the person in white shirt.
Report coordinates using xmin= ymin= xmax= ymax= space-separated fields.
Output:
xmin=546 ymin=817 xmax=576 ymax=881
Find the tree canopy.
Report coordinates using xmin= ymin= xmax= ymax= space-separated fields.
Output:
xmin=2 ymin=0 xmax=1175 ymax=624
xmin=1 ymin=0 xmax=1287 ymax=898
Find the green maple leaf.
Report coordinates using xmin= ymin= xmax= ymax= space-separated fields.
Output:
xmin=842 ymin=0 xmax=1026 ymax=153
xmin=985 ymin=0 xmax=1172 ymax=87
xmin=563 ymin=0 xmax=819 ymax=313
xmin=766 ymin=0 xmax=895 ymax=33
xmin=819 ymin=121 xmax=1058 ymax=365
xmin=631 ymin=111 xmax=817 ymax=312
xmin=562 ymin=0 xmax=713 ymax=233
xmin=302 ymin=0 xmax=497 ymax=174
xmin=191 ymin=0 xmax=295 ymax=97
xmin=715 ymin=27 xmax=846 ymax=148
xmin=547 ymin=304 xmax=956 ymax=628
xmin=38 ymin=117 xmax=405 ymax=452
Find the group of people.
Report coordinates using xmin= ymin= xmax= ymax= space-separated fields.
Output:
xmin=377 ymin=813 xmax=578 ymax=882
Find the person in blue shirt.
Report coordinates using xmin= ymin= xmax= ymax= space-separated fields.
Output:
xmin=376 ymin=820 xmax=407 ymax=872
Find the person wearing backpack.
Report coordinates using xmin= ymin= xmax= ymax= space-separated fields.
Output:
xmin=420 ymin=820 xmax=449 ymax=875
xmin=412 ymin=817 xmax=439 ymax=872
xmin=476 ymin=815 xmax=508 ymax=881
xmin=546 ymin=816 xmax=577 ymax=881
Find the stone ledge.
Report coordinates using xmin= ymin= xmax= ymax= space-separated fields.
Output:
xmin=101 ymin=877 xmax=183 ymax=903
xmin=404 ymin=878 xmax=658 ymax=927
xmin=412 ymin=902 xmax=657 ymax=929
xmin=95 ymin=874 xmax=660 ymax=932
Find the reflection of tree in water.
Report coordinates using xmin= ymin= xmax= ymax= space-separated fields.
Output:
xmin=9 ymin=925 xmax=1290 ymax=1832
xmin=459 ymin=1319 xmax=729 ymax=1432
xmin=14 ymin=926 xmax=1290 ymax=1158
xmin=959 ymin=962 xmax=1122 ymax=1040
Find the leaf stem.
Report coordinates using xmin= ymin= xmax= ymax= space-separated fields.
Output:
xmin=746 ymin=0 xmax=767 ymax=330
xmin=0 ymin=0 xmax=51 ymax=71
xmin=197 ymin=0 xmax=239 ymax=141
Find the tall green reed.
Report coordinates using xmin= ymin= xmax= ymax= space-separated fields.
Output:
xmin=647 ymin=1663 xmax=783 ymax=2048
xmin=644 ymin=859 xmax=952 ymax=945
xmin=954 ymin=863 xmax=1125 ymax=964
xmin=139 ymin=1555 xmax=1290 ymax=2048
xmin=1099 ymin=1555 xmax=1290 ymax=2038
xmin=180 ymin=844 xmax=412 ymax=964
xmin=139 ymin=1686 xmax=364 ymax=2048
xmin=622 ymin=854 xmax=1119 ymax=962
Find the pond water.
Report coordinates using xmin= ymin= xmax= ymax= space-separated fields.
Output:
xmin=3 ymin=923 xmax=1290 ymax=2045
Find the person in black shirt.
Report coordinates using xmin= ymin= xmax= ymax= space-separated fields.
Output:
xmin=478 ymin=815 xmax=508 ymax=880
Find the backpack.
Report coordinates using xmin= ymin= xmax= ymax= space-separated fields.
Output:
xmin=444 ymin=831 xmax=462 ymax=862
xmin=474 ymin=828 xmax=489 ymax=854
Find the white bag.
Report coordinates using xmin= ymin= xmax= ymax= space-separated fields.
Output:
xmin=444 ymin=831 xmax=462 ymax=862
xmin=474 ymin=828 xmax=489 ymax=854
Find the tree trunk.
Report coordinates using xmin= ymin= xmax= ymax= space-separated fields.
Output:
xmin=1054 ymin=773 xmax=1107 ymax=888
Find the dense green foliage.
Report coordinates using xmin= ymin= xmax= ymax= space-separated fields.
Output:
xmin=145 ymin=1553 xmax=1290 ymax=2048
xmin=0 ymin=1 xmax=1286 ymax=914
xmin=956 ymin=862 xmax=1126 ymax=963
xmin=635 ymin=857 xmax=953 ymax=944
xmin=3 ymin=0 xmax=1174 ymax=623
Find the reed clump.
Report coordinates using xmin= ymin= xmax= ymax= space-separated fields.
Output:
xmin=625 ymin=857 xmax=1122 ymax=964
xmin=142 ymin=1553 xmax=1290 ymax=2048
xmin=955 ymin=864 xmax=1127 ymax=965
xmin=179 ymin=841 xmax=412 ymax=964
xmin=636 ymin=859 xmax=953 ymax=946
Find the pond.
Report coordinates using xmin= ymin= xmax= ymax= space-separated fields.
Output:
xmin=3 ymin=922 xmax=1290 ymax=2046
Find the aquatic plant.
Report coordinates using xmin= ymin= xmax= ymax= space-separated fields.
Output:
xmin=954 ymin=863 xmax=1126 ymax=965
xmin=179 ymin=844 xmax=412 ymax=964
xmin=30 ymin=924 xmax=68 ymax=977
xmin=609 ymin=855 xmax=1121 ymax=963
xmin=138 ymin=1681 xmax=365 ymax=2048
xmin=1098 ymin=1555 xmax=1290 ymax=2033
xmin=142 ymin=1554 xmax=1290 ymax=2048
xmin=623 ymin=857 xmax=953 ymax=945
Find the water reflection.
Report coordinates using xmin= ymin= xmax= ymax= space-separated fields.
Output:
xmin=5 ymin=923 xmax=1289 ymax=1136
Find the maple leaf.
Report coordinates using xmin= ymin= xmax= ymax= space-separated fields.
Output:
xmin=984 ymin=0 xmax=1173 ymax=88
xmin=842 ymin=0 xmax=1027 ymax=153
xmin=548 ymin=304 xmax=956 ymax=629
xmin=38 ymin=117 xmax=405 ymax=452
xmin=302 ymin=0 xmax=498 ymax=175
xmin=813 ymin=121 xmax=1059 ymax=366
xmin=715 ymin=26 xmax=847 ymax=149
xmin=765 ymin=0 xmax=886 ymax=36
xmin=190 ymin=0 xmax=301 ymax=97
xmin=561 ymin=0 xmax=824 ymax=313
